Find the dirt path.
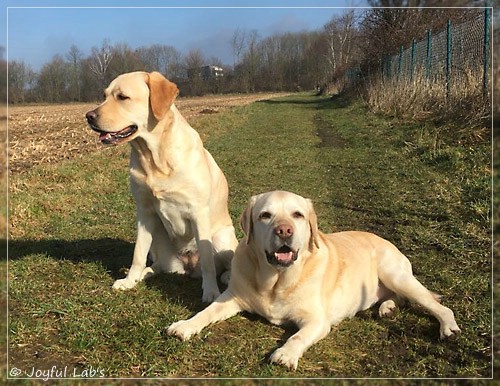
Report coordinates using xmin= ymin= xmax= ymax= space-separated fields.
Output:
xmin=7 ymin=93 xmax=289 ymax=173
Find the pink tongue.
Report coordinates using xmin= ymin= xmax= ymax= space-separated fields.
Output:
xmin=100 ymin=133 xmax=112 ymax=142
xmin=275 ymin=251 xmax=293 ymax=262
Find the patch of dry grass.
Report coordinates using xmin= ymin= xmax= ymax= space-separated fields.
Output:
xmin=364 ymin=68 xmax=491 ymax=143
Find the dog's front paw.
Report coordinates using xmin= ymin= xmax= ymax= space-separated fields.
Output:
xmin=379 ymin=299 xmax=398 ymax=318
xmin=269 ymin=347 xmax=299 ymax=370
xmin=112 ymin=278 xmax=137 ymax=290
xmin=166 ymin=320 xmax=199 ymax=341
xmin=439 ymin=308 xmax=461 ymax=340
xmin=440 ymin=322 xmax=461 ymax=340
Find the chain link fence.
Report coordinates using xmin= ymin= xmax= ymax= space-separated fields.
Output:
xmin=384 ymin=9 xmax=491 ymax=96
xmin=346 ymin=8 xmax=492 ymax=98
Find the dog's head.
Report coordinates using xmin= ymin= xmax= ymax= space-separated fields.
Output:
xmin=85 ymin=71 xmax=179 ymax=145
xmin=240 ymin=191 xmax=320 ymax=269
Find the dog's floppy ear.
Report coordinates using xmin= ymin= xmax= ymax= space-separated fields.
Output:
xmin=306 ymin=199 xmax=320 ymax=251
xmin=240 ymin=195 xmax=258 ymax=245
xmin=146 ymin=71 xmax=179 ymax=120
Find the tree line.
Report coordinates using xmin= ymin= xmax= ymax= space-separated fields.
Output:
xmin=3 ymin=3 xmax=481 ymax=104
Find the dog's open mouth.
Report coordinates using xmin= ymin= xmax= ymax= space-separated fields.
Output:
xmin=266 ymin=245 xmax=298 ymax=267
xmin=90 ymin=124 xmax=138 ymax=145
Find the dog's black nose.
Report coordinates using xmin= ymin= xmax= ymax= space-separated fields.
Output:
xmin=86 ymin=110 xmax=97 ymax=123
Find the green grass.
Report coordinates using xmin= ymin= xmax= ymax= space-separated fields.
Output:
xmin=6 ymin=94 xmax=492 ymax=380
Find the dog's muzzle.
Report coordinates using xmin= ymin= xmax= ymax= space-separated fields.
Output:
xmin=86 ymin=110 xmax=138 ymax=145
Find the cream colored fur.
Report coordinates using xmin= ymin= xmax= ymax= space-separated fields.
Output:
xmin=86 ymin=71 xmax=238 ymax=302
xmin=167 ymin=190 xmax=460 ymax=369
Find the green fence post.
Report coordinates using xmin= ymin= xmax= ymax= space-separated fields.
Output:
xmin=426 ymin=30 xmax=431 ymax=81
xmin=446 ymin=19 xmax=452 ymax=98
xmin=397 ymin=45 xmax=403 ymax=82
xmin=410 ymin=39 xmax=416 ymax=82
xmin=483 ymin=7 xmax=491 ymax=97
xmin=387 ymin=56 xmax=392 ymax=80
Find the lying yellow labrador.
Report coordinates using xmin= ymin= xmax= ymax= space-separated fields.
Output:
xmin=167 ymin=190 xmax=460 ymax=370
xmin=86 ymin=71 xmax=237 ymax=302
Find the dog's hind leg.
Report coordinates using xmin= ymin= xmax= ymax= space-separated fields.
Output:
xmin=149 ymin=230 xmax=186 ymax=275
xmin=378 ymin=247 xmax=460 ymax=339
xmin=377 ymin=283 xmax=406 ymax=318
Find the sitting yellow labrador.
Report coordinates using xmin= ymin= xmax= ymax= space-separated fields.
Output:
xmin=167 ymin=190 xmax=460 ymax=370
xmin=86 ymin=71 xmax=238 ymax=302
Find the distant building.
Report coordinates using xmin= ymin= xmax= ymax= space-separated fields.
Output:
xmin=187 ymin=65 xmax=224 ymax=80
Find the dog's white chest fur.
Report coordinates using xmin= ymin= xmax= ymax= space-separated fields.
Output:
xmin=155 ymin=196 xmax=192 ymax=239
xmin=132 ymin=175 xmax=194 ymax=240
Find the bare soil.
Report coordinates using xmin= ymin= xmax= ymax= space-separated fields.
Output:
xmin=6 ymin=93 xmax=288 ymax=174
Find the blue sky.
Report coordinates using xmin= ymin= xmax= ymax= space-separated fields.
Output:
xmin=2 ymin=0 xmax=369 ymax=70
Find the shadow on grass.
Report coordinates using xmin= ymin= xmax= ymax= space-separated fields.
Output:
xmin=7 ymin=237 xmax=133 ymax=279
xmin=257 ymin=93 xmax=354 ymax=110
xmin=144 ymin=272 xmax=207 ymax=312
xmin=6 ymin=237 xmax=236 ymax=314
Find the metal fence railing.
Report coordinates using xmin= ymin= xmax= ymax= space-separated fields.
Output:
xmin=349 ymin=8 xmax=492 ymax=97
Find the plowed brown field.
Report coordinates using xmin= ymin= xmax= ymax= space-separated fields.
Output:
xmin=6 ymin=93 xmax=289 ymax=173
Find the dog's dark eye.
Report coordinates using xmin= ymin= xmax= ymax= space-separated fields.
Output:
xmin=117 ymin=94 xmax=130 ymax=101
xmin=292 ymin=211 xmax=304 ymax=219
xmin=259 ymin=211 xmax=272 ymax=220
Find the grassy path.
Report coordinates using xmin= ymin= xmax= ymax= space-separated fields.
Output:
xmin=7 ymin=94 xmax=491 ymax=378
